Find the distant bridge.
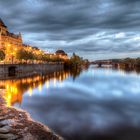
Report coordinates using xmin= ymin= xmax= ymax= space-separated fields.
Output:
xmin=90 ymin=60 xmax=119 ymax=67
xmin=90 ymin=60 xmax=137 ymax=69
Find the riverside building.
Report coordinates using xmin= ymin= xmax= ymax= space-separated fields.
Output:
xmin=0 ymin=18 xmax=23 ymax=62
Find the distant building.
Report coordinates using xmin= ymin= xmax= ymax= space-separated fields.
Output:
xmin=55 ymin=50 xmax=68 ymax=59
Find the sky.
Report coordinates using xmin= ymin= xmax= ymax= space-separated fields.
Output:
xmin=0 ymin=0 xmax=140 ymax=60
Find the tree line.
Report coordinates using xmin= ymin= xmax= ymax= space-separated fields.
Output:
xmin=0 ymin=49 xmax=89 ymax=67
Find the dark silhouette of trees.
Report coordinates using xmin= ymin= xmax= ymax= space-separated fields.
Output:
xmin=0 ymin=50 xmax=5 ymax=61
xmin=16 ymin=49 xmax=34 ymax=63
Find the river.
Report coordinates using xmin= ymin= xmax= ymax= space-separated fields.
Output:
xmin=1 ymin=65 xmax=140 ymax=140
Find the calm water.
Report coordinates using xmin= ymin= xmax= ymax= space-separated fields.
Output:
xmin=1 ymin=65 xmax=140 ymax=140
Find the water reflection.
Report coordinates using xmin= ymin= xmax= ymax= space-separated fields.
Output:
xmin=0 ymin=70 xmax=73 ymax=106
xmin=1 ymin=66 xmax=140 ymax=140
xmin=116 ymin=65 xmax=140 ymax=74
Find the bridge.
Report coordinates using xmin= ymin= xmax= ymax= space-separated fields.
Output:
xmin=91 ymin=60 xmax=119 ymax=67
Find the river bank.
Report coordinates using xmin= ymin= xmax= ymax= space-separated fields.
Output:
xmin=0 ymin=63 xmax=64 ymax=79
xmin=0 ymin=93 xmax=63 ymax=140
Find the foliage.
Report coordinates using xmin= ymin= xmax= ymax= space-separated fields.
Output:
xmin=70 ymin=53 xmax=83 ymax=65
xmin=0 ymin=50 xmax=5 ymax=61
xmin=64 ymin=53 xmax=88 ymax=69
xmin=122 ymin=58 xmax=136 ymax=64
xmin=113 ymin=57 xmax=140 ymax=68
xmin=51 ymin=56 xmax=63 ymax=62
xmin=16 ymin=49 xmax=34 ymax=61
xmin=42 ymin=54 xmax=51 ymax=62
xmin=15 ymin=48 xmax=88 ymax=65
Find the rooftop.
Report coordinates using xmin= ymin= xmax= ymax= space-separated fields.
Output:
xmin=55 ymin=50 xmax=67 ymax=55
xmin=0 ymin=18 xmax=7 ymax=28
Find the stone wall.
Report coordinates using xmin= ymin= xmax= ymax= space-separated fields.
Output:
xmin=0 ymin=63 xmax=64 ymax=79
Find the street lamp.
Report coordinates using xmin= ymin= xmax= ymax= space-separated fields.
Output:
xmin=11 ymin=52 xmax=14 ymax=64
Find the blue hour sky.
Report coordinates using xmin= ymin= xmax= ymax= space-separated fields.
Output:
xmin=0 ymin=0 xmax=140 ymax=60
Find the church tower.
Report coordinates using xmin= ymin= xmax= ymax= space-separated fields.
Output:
xmin=18 ymin=32 xmax=22 ymax=42
xmin=0 ymin=18 xmax=8 ymax=35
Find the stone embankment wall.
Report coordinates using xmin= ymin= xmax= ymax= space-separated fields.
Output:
xmin=0 ymin=63 xmax=64 ymax=79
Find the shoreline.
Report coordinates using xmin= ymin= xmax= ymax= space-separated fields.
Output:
xmin=0 ymin=63 xmax=64 ymax=80
xmin=0 ymin=94 xmax=63 ymax=140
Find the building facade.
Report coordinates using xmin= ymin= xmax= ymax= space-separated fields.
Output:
xmin=0 ymin=18 xmax=23 ymax=62
xmin=0 ymin=18 xmax=69 ymax=63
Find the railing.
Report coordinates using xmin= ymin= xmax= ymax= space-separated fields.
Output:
xmin=0 ymin=61 xmax=64 ymax=65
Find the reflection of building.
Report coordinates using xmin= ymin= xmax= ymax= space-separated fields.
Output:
xmin=0 ymin=19 xmax=23 ymax=62
xmin=0 ymin=70 xmax=70 ymax=106
xmin=55 ymin=50 xmax=68 ymax=59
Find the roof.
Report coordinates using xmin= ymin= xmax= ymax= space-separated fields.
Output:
xmin=0 ymin=18 xmax=7 ymax=28
xmin=55 ymin=50 xmax=66 ymax=55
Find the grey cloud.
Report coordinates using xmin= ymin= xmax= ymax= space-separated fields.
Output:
xmin=0 ymin=0 xmax=140 ymax=60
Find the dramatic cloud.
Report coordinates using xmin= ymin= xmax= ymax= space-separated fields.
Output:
xmin=0 ymin=0 xmax=140 ymax=60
